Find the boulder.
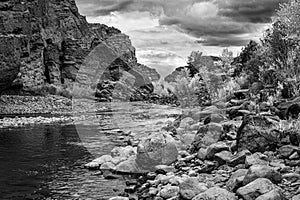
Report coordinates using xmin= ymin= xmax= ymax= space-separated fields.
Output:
xmin=237 ymin=178 xmax=278 ymax=200
xmin=292 ymin=194 xmax=300 ymax=200
xmin=205 ymin=142 xmax=230 ymax=160
xmin=115 ymin=157 xmax=140 ymax=173
xmin=111 ymin=146 xmax=137 ymax=158
xmin=215 ymin=151 xmax=233 ymax=164
xmin=180 ymin=117 xmax=195 ymax=128
xmin=100 ymin=162 xmax=116 ymax=171
xmin=226 ymin=169 xmax=248 ymax=192
xmin=160 ymin=185 xmax=180 ymax=199
xmin=136 ymin=132 xmax=178 ymax=171
xmin=243 ymin=165 xmax=282 ymax=185
xmin=229 ymin=150 xmax=251 ymax=167
xmin=255 ymin=189 xmax=284 ymax=200
xmin=192 ymin=187 xmax=237 ymax=200
xmin=245 ymin=153 xmax=269 ymax=168
xmin=85 ymin=155 xmax=113 ymax=169
xmin=277 ymin=145 xmax=299 ymax=159
xmin=192 ymin=123 xmax=223 ymax=151
xmin=179 ymin=177 xmax=208 ymax=200
xmin=237 ymin=115 xmax=281 ymax=153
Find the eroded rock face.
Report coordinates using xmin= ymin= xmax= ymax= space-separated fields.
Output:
xmin=0 ymin=0 xmax=156 ymax=100
xmin=135 ymin=64 xmax=160 ymax=82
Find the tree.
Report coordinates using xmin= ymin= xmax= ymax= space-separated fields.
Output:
xmin=221 ymin=48 xmax=234 ymax=70
xmin=275 ymin=0 xmax=300 ymax=37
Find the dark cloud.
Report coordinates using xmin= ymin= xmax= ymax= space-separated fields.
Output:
xmin=75 ymin=0 xmax=286 ymax=47
xmin=195 ymin=36 xmax=251 ymax=47
xmin=159 ymin=15 xmax=260 ymax=46
xmin=215 ymin=0 xmax=289 ymax=23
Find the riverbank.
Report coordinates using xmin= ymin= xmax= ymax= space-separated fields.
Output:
xmin=0 ymin=95 xmax=72 ymax=115
xmin=85 ymin=90 xmax=300 ymax=200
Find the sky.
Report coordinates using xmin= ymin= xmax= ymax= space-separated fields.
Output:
xmin=75 ymin=0 xmax=288 ymax=77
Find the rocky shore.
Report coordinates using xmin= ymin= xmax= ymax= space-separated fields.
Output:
xmin=0 ymin=95 xmax=82 ymax=129
xmin=84 ymin=89 xmax=300 ymax=200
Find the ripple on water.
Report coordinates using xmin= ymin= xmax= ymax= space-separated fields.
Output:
xmin=0 ymin=102 xmax=182 ymax=199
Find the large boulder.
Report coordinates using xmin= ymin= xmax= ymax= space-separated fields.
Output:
xmin=136 ymin=132 xmax=178 ymax=171
xmin=237 ymin=115 xmax=281 ymax=153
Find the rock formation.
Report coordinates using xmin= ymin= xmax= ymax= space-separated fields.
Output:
xmin=164 ymin=67 xmax=186 ymax=83
xmin=135 ymin=64 xmax=160 ymax=82
xmin=0 ymin=0 xmax=156 ymax=100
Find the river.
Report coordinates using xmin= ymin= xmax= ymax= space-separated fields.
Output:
xmin=0 ymin=102 xmax=181 ymax=200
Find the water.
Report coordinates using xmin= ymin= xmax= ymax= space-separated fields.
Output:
xmin=0 ymin=102 xmax=181 ymax=199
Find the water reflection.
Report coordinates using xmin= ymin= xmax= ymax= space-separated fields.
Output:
xmin=0 ymin=124 xmax=125 ymax=199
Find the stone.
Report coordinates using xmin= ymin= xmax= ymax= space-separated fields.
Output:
xmin=100 ymin=162 xmax=116 ymax=171
xmin=245 ymin=153 xmax=269 ymax=168
xmin=193 ymin=123 xmax=223 ymax=151
xmin=155 ymin=165 xmax=176 ymax=174
xmin=111 ymin=156 xmax=127 ymax=165
xmin=197 ymin=148 xmax=207 ymax=160
xmin=179 ymin=177 xmax=208 ymax=200
xmin=115 ymin=157 xmax=140 ymax=173
xmin=136 ymin=132 xmax=178 ymax=171
xmin=85 ymin=155 xmax=113 ymax=169
xmin=210 ymin=113 xmax=226 ymax=123
xmin=292 ymin=194 xmax=300 ymax=200
xmin=229 ymin=150 xmax=251 ymax=167
xmin=277 ymin=145 xmax=299 ymax=159
xmin=180 ymin=117 xmax=195 ymax=128
xmin=237 ymin=178 xmax=277 ymax=200
xmin=160 ymin=185 xmax=180 ymax=199
xmin=205 ymin=142 xmax=231 ymax=160
xmin=109 ymin=197 xmax=129 ymax=200
xmin=237 ymin=115 xmax=281 ymax=153
xmin=255 ymin=189 xmax=284 ymax=200
xmin=192 ymin=187 xmax=237 ymax=200
xmin=226 ymin=169 xmax=248 ymax=192
xmin=243 ymin=165 xmax=282 ymax=185
xmin=111 ymin=146 xmax=137 ymax=158
xmin=215 ymin=151 xmax=233 ymax=164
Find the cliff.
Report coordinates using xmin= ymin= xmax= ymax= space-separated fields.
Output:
xmin=0 ymin=0 xmax=153 ymax=101
xmin=135 ymin=64 xmax=160 ymax=82
xmin=164 ymin=67 xmax=186 ymax=83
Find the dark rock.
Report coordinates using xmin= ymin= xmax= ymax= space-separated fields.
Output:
xmin=237 ymin=115 xmax=281 ymax=153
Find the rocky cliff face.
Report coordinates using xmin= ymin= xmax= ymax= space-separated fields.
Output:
xmin=135 ymin=64 xmax=160 ymax=82
xmin=0 ymin=0 xmax=153 ymax=100
xmin=164 ymin=67 xmax=186 ymax=83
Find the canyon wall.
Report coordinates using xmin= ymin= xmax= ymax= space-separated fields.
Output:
xmin=0 ymin=0 xmax=157 ymax=101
